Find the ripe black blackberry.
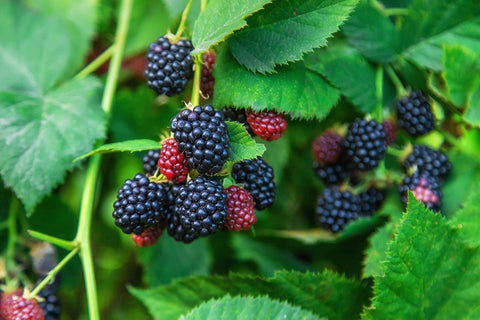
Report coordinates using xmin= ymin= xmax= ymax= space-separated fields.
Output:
xmin=142 ymin=149 xmax=161 ymax=176
xmin=399 ymin=172 xmax=442 ymax=212
xmin=359 ymin=187 xmax=385 ymax=216
xmin=222 ymin=107 xmax=255 ymax=137
xmin=144 ymin=36 xmax=194 ymax=96
xmin=38 ymin=283 xmax=61 ymax=320
xmin=396 ymin=90 xmax=435 ymax=137
xmin=316 ymin=187 xmax=361 ymax=233
xmin=168 ymin=177 xmax=227 ymax=243
xmin=170 ymin=105 xmax=230 ymax=174
xmin=403 ymin=145 xmax=451 ymax=180
xmin=112 ymin=173 xmax=170 ymax=235
xmin=231 ymin=157 xmax=275 ymax=210
xmin=313 ymin=153 xmax=353 ymax=185
xmin=344 ymin=119 xmax=387 ymax=171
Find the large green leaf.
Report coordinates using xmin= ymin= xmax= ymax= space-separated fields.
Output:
xmin=180 ymin=295 xmax=322 ymax=320
xmin=130 ymin=269 xmax=369 ymax=320
xmin=213 ymin=48 xmax=340 ymax=120
xmin=191 ymin=0 xmax=271 ymax=54
xmin=364 ymin=195 xmax=480 ymax=319
xmin=226 ymin=121 xmax=266 ymax=161
xmin=75 ymin=139 xmax=161 ymax=161
xmin=228 ymin=0 xmax=358 ymax=73
xmin=306 ymin=43 xmax=378 ymax=113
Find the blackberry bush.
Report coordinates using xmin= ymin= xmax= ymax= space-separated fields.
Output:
xmin=396 ymin=90 xmax=435 ymax=137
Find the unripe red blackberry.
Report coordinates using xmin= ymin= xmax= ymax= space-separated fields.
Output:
xmin=131 ymin=222 xmax=164 ymax=247
xmin=312 ymin=130 xmax=344 ymax=164
xmin=246 ymin=110 xmax=287 ymax=141
xmin=316 ymin=187 xmax=361 ymax=233
xmin=0 ymin=289 xmax=44 ymax=320
xmin=396 ymin=90 xmax=435 ymax=137
xmin=344 ymin=119 xmax=387 ymax=171
xmin=158 ymin=138 xmax=188 ymax=183
xmin=224 ymin=186 xmax=256 ymax=231
xmin=144 ymin=36 xmax=194 ymax=97
xmin=170 ymin=105 xmax=230 ymax=174
xmin=200 ymin=50 xmax=216 ymax=99
xmin=382 ymin=118 xmax=397 ymax=145
xmin=142 ymin=149 xmax=161 ymax=176
xmin=403 ymin=145 xmax=451 ymax=180
xmin=232 ymin=157 xmax=275 ymax=210
xmin=399 ymin=172 xmax=442 ymax=212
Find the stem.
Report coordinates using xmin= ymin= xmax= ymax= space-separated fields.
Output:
xmin=373 ymin=65 xmax=384 ymax=121
xmin=74 ymin=45 xmax=116 ymax=80
xmin=387 ymin=147 xmax=404 ymax=158
xmin=29 ymin=247 xmax=79 ymax=298
xmin=385 ymin=65 xmax=407 ymax=97
xmin=174 ymin=0 xmax=194 ymax=42
xmin=5 ymin=196 xmax=19 ymax=285
xmin=384 ymin=8 xmax=409 ymax=16
xmin=191 ymin=56 xmax=202 ymax=105
xmin=28 ymin=230 xmax=77 ymax=251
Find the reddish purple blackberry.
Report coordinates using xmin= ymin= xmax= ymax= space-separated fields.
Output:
xmin=359 ymin=187 xmax=385 ymax=216
xmin=0 ymin=289 xmax=44 ymax=320
xmin=232 ymin=157 xmax=275 ymax=210
xmin=382 ymin=119 xmax=397 ymax=145
xmin=170 ymin=105 xmax=230 ymax=174
xmin=246 ymin=110 xmax=287 ymax=141
xmin=313 ymin=153 xmax=353 ymax=185
xmin=144 ymin=36 xmax=194 ymax=96
xmin=142 ymin=149 xmax=161 ymax=176
xmin=167 ymin=177 xmax=227 ymax=243
xmin=131 ymin=222 xmax=164 ymax=247
xmin=316 ymin=187 xmax=361 ymax=233
xmin=403 ymin=145 xmax=451 ymax=180
xmin=200 ymin=50 xmax=216 ymax=98
xmin=399 ymin=172 xmax=442 ymax=212
xmin=37 ymin=284 xmax=60 ymax=320
xmin=312 ymin=130 xmax=344 ymax=164
xmin=222 ymin=107 xmax=255 ymax=137
xmin=224 ymin=186 xmax=256 ymax=231
xmin=344 ymin=119 xmax=387 ymax=171
xmin=112 ymin=173 xmax=169 ymax=235
xmin=158 ymin=138 xmax=189 ymax=183
xmin=396 ymin=90 xmax=435 ymax=137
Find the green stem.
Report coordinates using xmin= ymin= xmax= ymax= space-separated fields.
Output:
xmin=384 ymin=8 xmax=409 ymax=16
xmin=29 ymin=247 xmax=79 ymax=298
xmin=387 ymin=147 xmax=404 ymax=158
xmin=28 ymin=230 xmax=77 ymax=251
xmin=74 ymin=45 xmax=116 ymax=80
xmin=5 ymin=196 xmax=19 ymax=285
xmin=373 ymin=65 xmax=384 ymax=121
xmin=385 ymin=65 xmax=407 ymax=97
xmin=174 ymin=0 xmax=194 ymax=42
xmin=191 ymin=56 xmax=202 ymax=105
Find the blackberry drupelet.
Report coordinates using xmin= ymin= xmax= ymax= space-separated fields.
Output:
xmin=231 ymin=157 xmax=275 ymax=210
xmin=142 ymin=149 xmax=161 ymax=176
xmin=396 ymin=90 xmax=435 ymax=137
xmin=112 ymin=173 xmax=169 ymax=235
xmin=403 ymin=145 xmax=451 ymax=179
xmin=316 ymin=187 xmax=361 ymax=233
xmin=0 ymin=289 xmax=44 ymax=320
xmin=344 ymin=119 xmax=387 ymax=171
xmin=312 ymin=130 xmax=344 ymax=164
xmin=399 ymin=172 xmax=442 ymax=212
xmin=246 ymin=110 xmax=287 ymax=141
xmin=170 ymin=105 xmax=230 ymax=174
xmin=222 ymin=107 xmax=255 ymax=136
xmin=224 ymin=185 xmax=256 ymax=231
xmin=313 ymin=153 xmax=353 ymax=186
xmin=200 ymin=50 xmax=216 ymax=98
xmin=359 ymin=187 xmax=385 ymax=216
xmin=144 ymin=36 xmax=194 ymax=96
xmin=169 ymin=177 xmax=227 ymax=243
xmin=38 ymin=284 xmax=61 ymax=320
xmin=158 ymin=138 xmax=189 ymax=183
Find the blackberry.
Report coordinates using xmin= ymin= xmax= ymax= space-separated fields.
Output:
xmin=170 ymin=105 xmax=230 ymax=174
xmin=38 ymin=284 xmax=60 ymax=320
xmin=312 ymin=130 xmax=344 ymax=164
xmin=403 ymin=145 xmax=451 ymax=180
xmin=246 ymin=110 xmax=287 ymax=141
xmin=316 ymin=187 xmax=361 ymax=233
xmin=200 ymin=50 xmax=216 ymax=99
xmin=222 ymin=107 xmax=255 ymax=137
xmin=112 ymin=173 xmax=170 ymax=235
xmin=224 ymin=186 xmax=256 ymax=231
xmin=142 ymin=149 xmax=161 ymax=176
xmin=359 ymin=187 xmax=385 ymax=216
xmin=131 ymin=222 xmax=164 ymax=247
xmin=396 ymin=90 xmax=435 ymax=137
xmin=399 ymin=172 xmax=442 ymax=212
xmin=144 ymin=36 xmax=194 ymax=96
xmin=165 ymin=182 xmax=186 ymax=241
xmin=158 ymin=138 xmax=189 ymax=183
xmin=382 ymin=118 xmax=397 ymax=145
xmin=0 ymin=289 xmax=44 ymax=320
xmin=232 ymin=157 xmax=275 ymax=210
xmin=344 ymin=119 xmax=387 ymax=171
xmin=313 ymin=153 xmax=353 ymax=186
xmin=168 ymin=177 xmax=227 ymax=243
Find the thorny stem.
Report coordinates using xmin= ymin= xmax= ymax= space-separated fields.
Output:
xmin=385 ymin=65 xmax=407 ymax=97
xmin=74 ymin=45 xmax=116 ymax=80
xmin=174 ymin=0 xmax=194 ymax=42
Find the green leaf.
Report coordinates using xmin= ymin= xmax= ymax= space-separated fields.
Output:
xmin=191 ymin=0 xmax=272 ymax=54
xmin=139 ymin=236 xmax=212 ymax=287
xmin=130 ymin=269 xmax=369 ymax=320
xmin=363 ymin=223 xmax=395 ymax=278
xmin=213 ymin=48 xmax=340 ymax=120
xmin=450 ymin=181 xmax=480 ymax=247
xmin=364 ymin=195 xmax=480 ymax=319
xmin=306 ymin=43 xmax=378 ymax=113
xmin=342 ymin=2 xmax=401 ymax=63
xmin=0 ymin=77 xmax=105 ymax=213
xmin=75 ymin=139 xmax=161 ymax=161
xmin=180 ymin=295 xmax=323 ymax=320
xmin=226 ymin=121 xmax=265 ymax=161
xmin=228 ymin=0 xmax=358 ymax=73
xmin=464 ymin=91 xmax=480 ymax=126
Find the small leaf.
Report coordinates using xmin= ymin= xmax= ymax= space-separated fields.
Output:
xmin=180 ymin=295 xmax=323 ymax=320
xmin=228 ymin=0 xmax=358 ymax=73
xmin=213 ymin=48 xmax=340 ymax=120
xmin=75 ymin=139 xmax=161 ymax=161
xmin=191 ymin=0 xmax=272 ymax=54
xmin=226 ymin=121 xmax=265 ymax=162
